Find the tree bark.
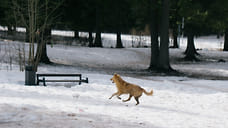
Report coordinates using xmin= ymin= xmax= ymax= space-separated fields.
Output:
xmin=35 ymin=28 xmax=51 ymax=65
xmin=172 ymin=28 xmax=179 ymax=48
xmin=184 ymin=33 xmax=199 ymax=61
xmin=88 ymin=31 xmax=93 ymax=47
xmin=74 ymin=30 xmax=79 ymax=39
xmin=39 ymin=43 xmax=51 ymax=63
xmin=149 ymin=0 xmax=159 ymax=70
xmin=94 ymin=5 xmax=103 ymax=47
xmin=116 ymin=31 xmax=123 ymax=48
xmin=26 ymin=28 xmax=30 ymax=42
xmin=170 ymin=1 xmax=179 ymax=49
xmin=40 ymin=28 xmax=51 ymax=63
xmin=7 ymin=25 xmax=13 ymax=36
xmin=224 ymin=29 xmax=228 ymax=51
xmin=94 ymin=31 xmax=102 ymax=47
xmin=44 ymin=27 xmax=51 ymax=44
xmin=158 ymin=0 xmax=172 ymax=71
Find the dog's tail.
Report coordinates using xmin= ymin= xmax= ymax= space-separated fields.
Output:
xmin=143 ymin=89 xmax=153 ymax=96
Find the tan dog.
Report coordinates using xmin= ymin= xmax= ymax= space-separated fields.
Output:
xmin=109 ymin=73 xmax=153 ymax=105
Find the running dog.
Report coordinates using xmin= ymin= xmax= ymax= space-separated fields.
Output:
xmin=109 ymin=73 xmax=153 ymax=105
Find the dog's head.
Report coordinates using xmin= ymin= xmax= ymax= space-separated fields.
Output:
xmin=110 ymin=73 xmax=120 ymax=83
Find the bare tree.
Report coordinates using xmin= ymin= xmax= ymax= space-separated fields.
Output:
xmin=12 ymin=0 xmax=63 ymax=71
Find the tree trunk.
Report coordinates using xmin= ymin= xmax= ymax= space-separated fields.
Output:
xmin=26 ymin=28 xmax=30 ymax=42
xmin=94 ymin=31 xmax=102 ymax=47
xmin=170 ymin=1 xmax=179 ymax=49
xmin=40 ymin=28 xmax=51 ymax=63
xmin=12 ymin=25 xmax=16 ymax=40
xmin=88 ymin=31 xmax=93 ymax=47
xmin=35 ymin=28 xmax=51 ymax=65
xmin=39 ymin=43 xmax=51 ymax=63
xmin=94 ymin=6 xmax=103 ymax=47
xmin=149 ymin=0 xmax=159 ymax=70
xmin=158 ymin=0 xmax=172 ymax=71
xmin=7 ymin=25 xmax=13 ymax=35
xmin=44 ymin=27 xmax=51 ymax=44
xmin=34 ymin=33 xmax=43 ymax=71
xmin=74 ymin=30 xmax=79 ymax=39
xmin=116 ymin=31 xmax=123 ymax=48
xmin=184 ymin=33 xmax=199 ymax=61
xmin=224 ymin=29 xmax=228 ymax=51
xmin=172 ymin=28 xmax=179 ymax=48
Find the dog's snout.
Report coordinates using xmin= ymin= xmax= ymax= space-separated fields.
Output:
xmin=110 ymin=78 xmax=114 ymax=83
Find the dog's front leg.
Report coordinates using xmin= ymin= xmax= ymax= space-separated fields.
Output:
xmin=109 ymin=92 xmax=118 ymax=99
xmin=117 ymin=95 xmax=121 ymax=99
xmin=116 ymin=92 xmax=123 ymax=99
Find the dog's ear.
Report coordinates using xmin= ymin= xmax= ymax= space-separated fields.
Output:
xmin=114 ymin=73 xmax=120 ymax=77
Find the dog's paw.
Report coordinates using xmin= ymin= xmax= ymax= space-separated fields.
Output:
xmin=122 ymin=100 xmax=127 ymax=102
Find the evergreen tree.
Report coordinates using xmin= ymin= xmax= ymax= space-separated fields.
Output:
xmin=94 ymin=0 xmax=104 ymax=47
xmin=178 ymin=0 xmax=209 ymax=61
xmin=170 ymin=0 xmax=181 ymax=48
xmin=0 ymin=0 xmax=17 ymax=35
xmin=206 ymin=0 xmax=228 ymax=51
xmin=104 ymin=0 xmax=133 ymax=48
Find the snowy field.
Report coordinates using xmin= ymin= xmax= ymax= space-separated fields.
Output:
xmin=0 ymin=35 xmax=228 ymax=128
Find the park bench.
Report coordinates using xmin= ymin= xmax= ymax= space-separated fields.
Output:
xmin=36 ymin=73 xmax=88 ymax=86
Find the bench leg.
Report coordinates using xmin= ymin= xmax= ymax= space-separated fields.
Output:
xmin=37 ymin=75 xmax=39 ymax=85
xmin=80 ymin=77 xmax=89 ymax=84
xmin=85 ymin=77 xmax=88 ymax=83
xmin=79 ymin=75 xmax=82 ymax=85
xmin=43 ymin=77 xmax=46 ymax=86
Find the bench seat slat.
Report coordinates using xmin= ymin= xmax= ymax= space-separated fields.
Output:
xmin=37 ymin=74 xmax=81 ymax=77
xmin=41 ymin=80 xmax=81 ymax=82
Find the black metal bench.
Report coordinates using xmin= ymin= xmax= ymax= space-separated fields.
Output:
xmin=36 ymin=74 xmax=88 ymax=86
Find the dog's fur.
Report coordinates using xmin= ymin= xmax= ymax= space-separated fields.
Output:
xmin=109 ymin=73 xmax=153 ymax=105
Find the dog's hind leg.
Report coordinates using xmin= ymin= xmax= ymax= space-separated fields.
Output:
xmin=122 ymin=95 xmax=132 ymax=102
xmin=134 ymin=96 xmax=140 ymax=105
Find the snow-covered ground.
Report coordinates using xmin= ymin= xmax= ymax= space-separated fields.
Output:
xmin=0 ymin=35 xmax=228 ymax=128
xmin=0 ymin=65 xmax=228 ymax=128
